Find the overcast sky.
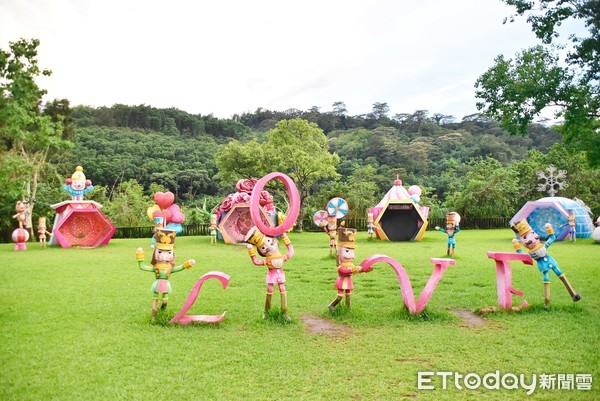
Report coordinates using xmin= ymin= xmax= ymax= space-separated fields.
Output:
xmin=2 ymin=0 xmax=547 ymax=120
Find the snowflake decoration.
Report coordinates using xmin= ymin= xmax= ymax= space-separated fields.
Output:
xmin=536 ymin=165 xmax=568 ymax=197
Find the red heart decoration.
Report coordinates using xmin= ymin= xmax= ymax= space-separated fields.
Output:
xmin=153 ymin=209 xmax=172 ymax=223
xmin=154 ymin=192 xmax=175 ymax=210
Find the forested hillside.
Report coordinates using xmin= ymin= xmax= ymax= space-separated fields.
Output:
xmin=2 ymin=100 xmax=599 ymax=241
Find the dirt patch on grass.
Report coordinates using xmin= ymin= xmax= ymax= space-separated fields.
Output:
xmin=301 ymin=314 xmax=351 ymax=337
xmin=450 ymin=309 xmax=486 ymax=327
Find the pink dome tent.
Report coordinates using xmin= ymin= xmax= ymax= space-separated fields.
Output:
xmin=368 ymin=177 xmax=429 ymax=241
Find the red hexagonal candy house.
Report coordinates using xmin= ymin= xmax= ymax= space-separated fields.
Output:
xmin=49 ymin=200 xmax=116 ymax=248
xmin=215 ymin=178 xmax=277 ymax=244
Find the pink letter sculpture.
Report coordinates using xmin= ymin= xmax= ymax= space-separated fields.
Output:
xmin=359 ymin=255 xmax=455 ymax=314
xmin=170 ymin=271 xmax=230 ymax=325
xmin=482 ymin=251 xmax=533 ymax=312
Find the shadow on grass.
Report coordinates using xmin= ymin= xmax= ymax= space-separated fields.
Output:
xmin=321 ymin=305 xmax=457 ymax=326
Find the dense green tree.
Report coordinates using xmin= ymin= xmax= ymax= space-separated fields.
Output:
xmin=0 ymin=38 xmax=72 ymax=239
xmin=446 ymin=157 xmax=520 ymax=218
xmin=476 ymin=0 xmax=600 ymax=165
xmin=215 ymin=139 xmax=268 ymax=185
xmin=264 ymin=119 xmax=340 ymax=230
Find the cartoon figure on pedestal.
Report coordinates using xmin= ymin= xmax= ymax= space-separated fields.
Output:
xmin=367 ymin=212 xmax=375 ymax=239
xmin=12 ymin=200 xmax=31 ymax=229
xmin=62 ymin=166 xmax=94 ymax=201
xmin=511 ymin=219 xmax=581 ymax=309
xmin=136 ymin=228 xmax=195 ymax=320
xmin=209 ymin=213 xmax=220 ymax=245
xmin=323 ymin=215 xmax=338 ymax=256
xmin=435 ymin=212 xmax=461 ymax=256
xmin=560 ymin=209 xmax=577 ymax=243
xmin=245 ymin=226 xmax=294 ymax=321
xmin=328 ymin=227 xmax=373 ymax=312
xmin=37 ymin=217 xmax=51 ymax=248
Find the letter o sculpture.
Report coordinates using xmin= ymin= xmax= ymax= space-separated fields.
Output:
xmin=250 ymin=172 xmax=300 ymax=237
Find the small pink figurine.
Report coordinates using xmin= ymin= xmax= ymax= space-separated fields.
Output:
xmin=367 ymin=212 xmax=375 ymax=239
xmin=511 ymin=219 xmax=581 ymax=309
xmin=63 ymin=166 xmax=94 ymax=201
xmin=136 ymin=228 xmax=195 ymax=320
xmin=560 ymin=209 xmax=577 ymax=242
xmin=12 ymin=200 xmax=28 ymax=229
xmin=209 ymin=213 xmax=219 ymax=245
xmin=328 ymin=227 xmax=373 ymax=312
xmin=37 ymin=216 xmax=51 ymax=248
xmin=245 ymin=226 xmax=294 ymax=321
xmin=323 ymin=215 xmax=338 ymax=256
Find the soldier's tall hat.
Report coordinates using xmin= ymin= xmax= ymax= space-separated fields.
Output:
xmin=337 ymin=227 xmax=357 ymax=249
xmin=154 ymin=228 xmax=177 ymax=250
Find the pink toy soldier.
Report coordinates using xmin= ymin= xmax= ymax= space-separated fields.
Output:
xmin=323 ymin=215 xmax=338 ymax=256
xmin=37 ymin=217 xmax=51 ymax=248
xmin=328 ymin=227 xmax=373 ymax=312
xmin=245 ymin=226 xmax=294 ymax=321
xmin=136 ymin=228 xmax=195 ymax=320
xmin=367 ymin=212 xmax=375 ymax=239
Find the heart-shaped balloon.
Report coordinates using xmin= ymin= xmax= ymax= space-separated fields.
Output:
xmin=153 ymin=209 xmax=172 ymax=223
xmin=154 ymin=192 xmax=175 ymax=210
xmin=147 ymin=204 xmax=161 ymax=220
xmin=168 ymin=204 xmax=185 ymax=224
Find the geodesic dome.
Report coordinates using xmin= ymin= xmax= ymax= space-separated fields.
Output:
xmin=510 ymin=197 xmax=593 ymax=240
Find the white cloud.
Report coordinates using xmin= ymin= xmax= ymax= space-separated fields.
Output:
xmin=1 ymin=0 xmax=561 ymax=119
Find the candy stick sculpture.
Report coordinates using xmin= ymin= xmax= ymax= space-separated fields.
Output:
xmin=328 ymin=227 xmax=373 ymax=312
xmin=37 ymin=217 xmax=51 ymax=248
xmin=245 ymin=226 xmax=294 ymax=321
xmin=435 ymin=212 xmax=461 ymax=256
xmin=136 ymin=228 xmax=195 ymax=320
xmin=511 ymin=219 xmax=581 ymax=309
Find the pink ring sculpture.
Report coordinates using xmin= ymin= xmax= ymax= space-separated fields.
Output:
xmin=250 ymin=172 xmax=300 ymax=237
xmin=170 ymin=271 xmax=230 ymax=325
xmin=359 ymin=254 xmax=455 ymax=314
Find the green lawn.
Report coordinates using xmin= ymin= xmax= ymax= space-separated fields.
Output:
xmin=1 ymin=230 xmax=598 ymax=400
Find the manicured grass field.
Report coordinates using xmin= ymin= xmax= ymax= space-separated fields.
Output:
xmin=1 ymin=230 xmax=598 ymax=400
